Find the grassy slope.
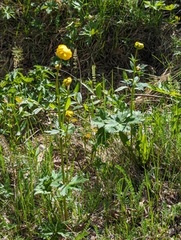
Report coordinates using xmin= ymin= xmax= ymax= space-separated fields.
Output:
xmin=0 ymin=0 xmax=181 ymax=239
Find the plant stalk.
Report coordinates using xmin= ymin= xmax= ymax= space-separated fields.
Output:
xmin=55 ymin=67 xmax=68 ymax=221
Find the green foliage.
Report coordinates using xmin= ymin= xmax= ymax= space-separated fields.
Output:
xmin=35 ymin=170 xmax=87 ymax=197
xmin=0 ymin=66 xmax=55 ymax=139
xmin=92 ymin=109 xmax=144 ymax=147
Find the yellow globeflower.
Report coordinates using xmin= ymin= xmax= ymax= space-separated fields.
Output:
xmin=63 ymin=77 xmax=72 ymax=87
xmin=55 ymin=44 xmax=72 ymax=60
xmin=134 ymin=41 xmax=144 ymax=50
xmin=65 ymin=110 xmax=74 ymax=118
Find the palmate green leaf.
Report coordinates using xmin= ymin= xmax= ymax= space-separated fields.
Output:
xmin=35 ymin=171 xmax=87 ymax=197
xmin=91 ymin=117 xmax=105 ymax=128
xmin=58 ymin=185 xmax=68 ymax=197
xmin=116 ymin=110 xmax=130 ymax=122
xmin=34 ymin=176 xmax=52 ymax=195
xmin=69 ymin=175 xmax=88 ymax=186
xmin=57 ymin=175 xmax=87 ymax=197
xmin=104 ymin=119 xmax=120 ymax=133
xmin=116 ymin=110 xmax=144 ymax=124
xmin=126 ymin=111 xmax=144 ymax=125
xmin=104 ymin=116 xmax=130 ymax=133
xmin=92 ymin=109 xmax=144 ymax=149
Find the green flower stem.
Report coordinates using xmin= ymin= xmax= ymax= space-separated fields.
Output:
xmin=130 ymin=49 xmax=138 ymax=115
xmin=55 ymin=67 xmax=67 ymax=221
xmin=130 ymin=49 xmax=138 ymax=147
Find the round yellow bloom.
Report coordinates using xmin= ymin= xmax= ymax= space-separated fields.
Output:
xmin=63 ymin=77 xmax=72 ymax=87
xmin=55 ymin=44 xmax=72 ymax=60
xmin=65 ymin=110 xmax=74 ymax=118
xmin=134 ymin=42 xmax=144 ymax=50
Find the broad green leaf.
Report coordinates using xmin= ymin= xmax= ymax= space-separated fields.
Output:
xmin=115 ymin=86 xmax=128 ymax=92
xmin=76 ymin=92 xmax=82 ymax=104
xmin=73 ymin=82 xmax=80 ymax=94
xmin=32 ymin=107 xmax=43 ymax=115
xmin=45 ymin=129 xmax=60 ymax=135
xmin=22 ymin=77 xmax=34 ymax=83
xmin=122 ymin=70 xmax=129 ymax=80
xmin=65 ymin=97 xmax=71 ymax=110
xmin=96 ymin=83 xmax=102 ymax=98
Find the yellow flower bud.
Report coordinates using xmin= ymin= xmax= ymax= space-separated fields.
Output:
xmin=134 ymin=42 xmax=144 ymax=50
xmin=136 ymin=65 xmax=141 ymax=71
xmin=84 ymin=133 xmax=92 ymax=140
xmin=70 ymin=117 xmax=78 ymax=123
xmin=175 ymin=16 xmax=180 ymax=22
xmin=63 ymin=77 xmax=72 ymax=87
xmin=65 ymin=110 xmax=74 ymax=118
xmin=55 ymin=64 xmax=61 ymax=70
xmin=15 ymin=96 xmax=23 ymax=104
xmin=55 ymin=44 xmax=72 ymax=60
